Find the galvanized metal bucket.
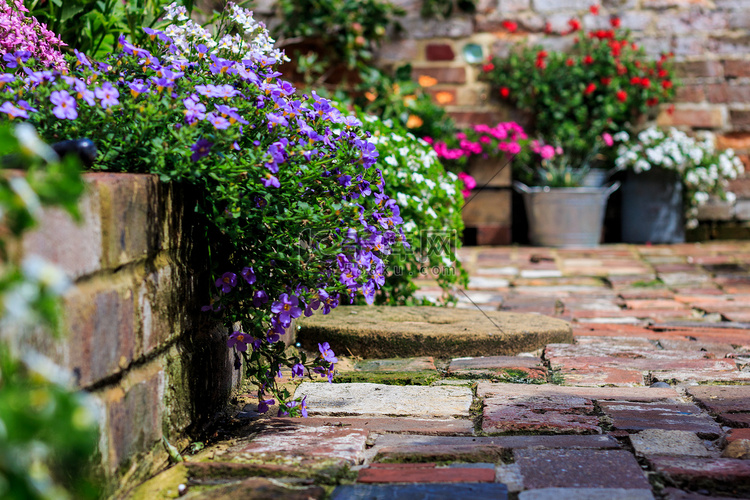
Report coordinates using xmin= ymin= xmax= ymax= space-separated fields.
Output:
xmin=514 ymin=181 xmax=620 ymax=247
xmin=621 ymin=168 xmax=685 ymax=244
xmin=580 ymin=167 xmax=623 ymax=187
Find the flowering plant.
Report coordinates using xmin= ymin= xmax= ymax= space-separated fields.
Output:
xmin=428 ymin=121 xmax=528 ymax=171
xmin=0 ymin=2 xmax=407 ymax=415
xmin=0 ymin=0 xmax=67 ymax=72
xmin=481 ymin=9 xmax=677 ymax=164
xmin=360 ymin=113 xmax=467 ymax=303
xmin=615 ymin=126 xmax=745 ymax=228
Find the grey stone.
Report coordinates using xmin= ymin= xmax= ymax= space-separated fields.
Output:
xmin=496 ymin=463 xmax=524 ymax=492
xmin=331 ymin=483 xmax=508 ymax=500
xmin=295 ymin=382 xmax=473 ymax=418
xmin=630 ymin=429 xmax=711 ymax=457
xmin=651 ymin=382 xmax=671 ymax=388
xmin=297 ymin=306 xmax=573 ymax=358
xmin=519 ymin=488 xmax=654 ymax=500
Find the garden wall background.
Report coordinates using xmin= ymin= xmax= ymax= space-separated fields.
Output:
xmin=13 ymin=173 xmax=263 ymax=495
xmin=256 ymin=0 xmax=750 ymax=243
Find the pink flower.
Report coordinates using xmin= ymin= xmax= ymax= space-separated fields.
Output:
xmin=540 ymin=145 xmax=555 ymax=159
xmin=458 ymin=172 xmax=476 ymax=192
xmin=602 ymin=132 xmax=614 ymax=147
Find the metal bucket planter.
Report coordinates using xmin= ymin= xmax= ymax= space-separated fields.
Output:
xmin=514 ymin=181 xmax=620 ymax=247
xmin=621 ymin=167 xmax=684 ymax=244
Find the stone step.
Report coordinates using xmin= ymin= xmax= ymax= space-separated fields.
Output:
xmin=297 ymin=306 xmax=572 ymax=358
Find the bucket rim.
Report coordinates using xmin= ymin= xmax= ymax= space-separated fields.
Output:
xmin=513 ymin=181 xmax=620 ymax=195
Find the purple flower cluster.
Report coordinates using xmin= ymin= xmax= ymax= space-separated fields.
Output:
xmin=0 ymin=1 xmax=67 ymax=72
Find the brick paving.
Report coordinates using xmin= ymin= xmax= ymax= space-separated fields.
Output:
xmin=131 ymin=242 xmax=750 ymax=499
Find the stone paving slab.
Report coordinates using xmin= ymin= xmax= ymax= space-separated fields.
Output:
xmin=648 ymin=456 xmax=750 ymax=492
xmin=599 ymin=401 xmax=724 ymax=438
xmin=518 ymin=488 xmax=655 ymax=500
xmin=447 ymin=356 xmax=547 ymax=380
xmin=629 ymin=429 xmax=712 ymax=458
xmin=351 ymin=357 xmax=437 ymax=372
xmin=297 ymin=306 xmax=573 ymax=358
xmin=268 ymin=416 xmax=475 ymax=435
xmin=559 ymin=367 xmax=645 ymax=387
xmin=295 ymin=382 xmax=473 ymax=418
xmin=331 ymin=483 xmax=509 ymax=500
xmin=477 ymin=382 xmax=680 ymax=402
xmin=513 ymin=449 xmax=651 ymax=490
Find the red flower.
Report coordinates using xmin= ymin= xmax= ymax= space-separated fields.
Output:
xmin=584 ymin=83 xmax=596 ymax=95
xmin=616 ymin=64 xmax=627 ymax=75
xmin=601 ymin=77 xmax=612 ymax=86
xmin=590 ymin=4 xmax=599 ymax=15
xmin=566 ymin=58 xmax=575 ymax=67
xmin=499 ymin=87 xmax=510 ymax=98
xmin=568 ymin=18 xmax=581 ymax=31
xmin=662 ymin=80 xmax=673 ymax=89
xmin=502 ymin=20 xmax=518 ymax=32
xmin=658 ymin=69 xmax=669 ymax=78
xmin=537 ymin=50 xmax=548 ymax=59
xmin=616 ymin=90 xmax=627 ymax=102
xmin=483 ymin=63 xmax=495 ymax=72
xmin=641 ymin=77 xmax=651 ymax=88
xmin=630 ymin=76 xmax=641 ymax=85
xmin=610 ymin=17 xmax=621 ymax=28
xmin=544 ymin=22 xmax=553 ymax=33
xmin=647 ymin=97 xmax=659 ymax=107
xmin=667 ymin=104 xmax=675 ymax=115
xmin=535 ymin=58 xmax=547 ymax=69
xmin=583 ymin=55 xmax=594 ymax=65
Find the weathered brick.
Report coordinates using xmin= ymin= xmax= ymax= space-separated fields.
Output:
xmin=657 ymin=106 xmax=726 ymax=128
xmin=675 ymin=60 xmax=724 ymax=79
xmin=400 ymin=17 xmax=474 ymax=39
xmin=649 ymin=456 xmax=750 ymax=491
xmin=376 ymin=39 xmax=419 ymax=63
xmin=425 ymin=43 xmax=455 ymax=61
xmin=63 ymin=279 xmax=137 ymax=387
xmin=532 ymin=0 xmax=585 ymax=12
xmin=730 ymin=108 xmax=750 ymax=130
xmin=22 ymin=182 xmax=103 ymax=280
xmin=474 ymin=225 xmax=512 ymax=245
xmin=358 ymin=465 xmax=495 ymax=483
xmin=707 ymin=82 xmax=750 ymax=104
xmin=462 ymin=188 xmax=511 ymax=226
xmin=412 ymin=66 xmax=467 ymax=84
xmin=697 ymin=199 xmax=736 ymax=220
xmin=642 ymin=0 xmax=713 ymax=8
xmin=725 ymin=59 xmax=750 ymax=78
xmin=676 ymin=84 xmax=705 ymax=103
xmin=716 ymin=133 xmax=750 ymax=152
xmin=499 ymin=0 xmax=531 ymax=12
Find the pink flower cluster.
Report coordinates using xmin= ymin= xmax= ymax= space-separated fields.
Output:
xmin=0 ymin=0 xmax=67 ymax=72
xmin=457 ymin=172 xmax=476 ymax=199
xmin=530 ymin=140 xmax=562 ymax=160
xmin=429 ymin=122 xmax=528 ymax=161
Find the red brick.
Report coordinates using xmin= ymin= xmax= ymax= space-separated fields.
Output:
xmin=675 ymin=60 xmax=724 ymax=78
xmin=730 ymin=109 xmax=750 ymax=130
xmin=728 ymin=175 xmax=750 ymax=197
xmin=676 ymin=84 xmax=705 ymax=103
xmin=599 ymin=401 xmax=723 ymax=438
xmin=448 ymin=110 xmax=509 ymax=127
xmin=687 ymin=385 xmax=750 ymax=413
xmin=357 ymin=466 xmax=495 ymax=483
xmin=425 ymin=43 xmax=455 ymax=61
xmin=709 ymin=83 xmax=750 ymax=104
xmin=561 ymin=367 xmax=645 ymax=387
xmin=727 ymin=428 xmax=750 ymax=443
xmin=412 ymin=66 xmax=466 ymax=84
xmin=474 ymin=225 xmax=511 ymax=245
xmin=724 ymin=59 xmax=750 ymax=78
xmin=649 ymin=456 xmax=750 ymax=490
xmin=269 ymin=417 xmax=474 ymax=435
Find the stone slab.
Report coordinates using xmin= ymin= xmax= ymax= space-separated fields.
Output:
xmin=297 ymin=306 xmax=572 ymax=358
xmin=295 ymin=382 xmax=473 ymax=418
xmin=514 ymin=449 xmax=651 ymax=490
xmin=228 ymin=423 xmax=369 ymax=465
xmin=268 ymin=417 xmax=475 ymax=435
xmin=477 ymin=382 xmax=679 ymax=402
xmin=519 ymin=488 xmax=654 ymax=500
xmin=448 ymin=356 xmax=547 ymax=380
xmin=629 ymin=429 xmax=711 ymax=457
xmin=599 ymin=401 xmax=723 ymax=438
xmin=560 ymin=367 xmax=645 ymax=387
xmin=331 ymin=483 xmax=508 ymax=499
xmin=357 ymin=465 xmax=495 ymax=483
xmin=353 ymin=357 xmax=436 ymax=372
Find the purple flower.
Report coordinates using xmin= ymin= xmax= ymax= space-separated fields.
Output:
xmin=2 ymin=50 xmax=31 ymax=69
xmin=258 ymin=398 xmax=275 ymax=413
xmin=227 ymin=331 xmax=249 ymax=352
xmin=50 ymin=90 xmax=77 ymax=120
xmin=278 ymin=396 xmax=308 ymax=418
xmin=318 ymin=342 xmax=338 ymax=364
xmin=74 ymin=79 xmax=96 ymax=106
xmin=73 ymin=49 xmax=92 ymax=69
xmin=262 ymin=173 xmax=280 ymax=188
xmin=271 ymin=293 xmax=303 ymax=326
xmin=291 ymin=363 xmax=305 ymax=378
xmin=253 ymin=290 xmax=269 ymax=307
xmin=240 ymin=266 xmax=256 ymax=285
xmin=215 ymin=272 xmax=238 ymax=293
xmin=183 ymin=97 xmax=206 ymax=123
xmin=16 ymin=100 xmax=37 ymax=113
xmin=0 ymin=101 xmax=28 ymax=119
xmin=128 ymin=81 xmax=150 ymax=98
xmin=94 ymin=82 xmax=119 ymax=109
xmin=207 ymin=113 xmax=231 ymax=130
xmin=190 ymin=139 xmax=212 ymax=162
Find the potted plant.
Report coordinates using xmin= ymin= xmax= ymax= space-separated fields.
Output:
xmin=426 ymin=122 xmax=527 ymax=245
xmin=614 ymin=126 xmax=745 ymax=243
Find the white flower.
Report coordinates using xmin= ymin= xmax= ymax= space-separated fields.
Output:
xmin=384 ymin=155 xmax=398 ymax=167
xmin=22 ymin=255 xmax=72 ymax=296
xmin=424 ymin=179 xmax=436 ymax=190
xmin=613 ymin=131 xmax=630 ymax=142
xmin=9 ymin=177 xmax=42 ymax=219
xmin=426 ymin=207 xmax=438 ymax=218
xmin=396 ymin=192 xmax=409 ymax=206
xmin=412 ymin=173 xmax=425 ymax=183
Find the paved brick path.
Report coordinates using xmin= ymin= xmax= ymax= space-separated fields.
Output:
xmin=133 ymin=242 xmax=750 ymax=499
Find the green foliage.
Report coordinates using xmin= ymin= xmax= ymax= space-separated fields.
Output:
xmin=420 ymin=0 xmax=476 ymax=19
xmin=24 ymin=0 xmax=195 ymax=59
xmin=0 ymin=123 xmax=99 ymax=500
xmin=357 ymin=111 xmax=467 ymax=304
xmin=481 ymin=18 xmax=678 ymax=165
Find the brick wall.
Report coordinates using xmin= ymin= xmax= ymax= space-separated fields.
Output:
xmin=11 ymin=173 xmax=262 ymax=495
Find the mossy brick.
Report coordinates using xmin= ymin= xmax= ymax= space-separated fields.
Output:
xmin=297 ymin=306 xmax=572 ymax=358
xmin=88 ymin=173 xmax=163 ymax=269
xmin=62 ymin=278 xmax=137 ymax=387
xmin=21 ymin=181 xmax=103 ymax=280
